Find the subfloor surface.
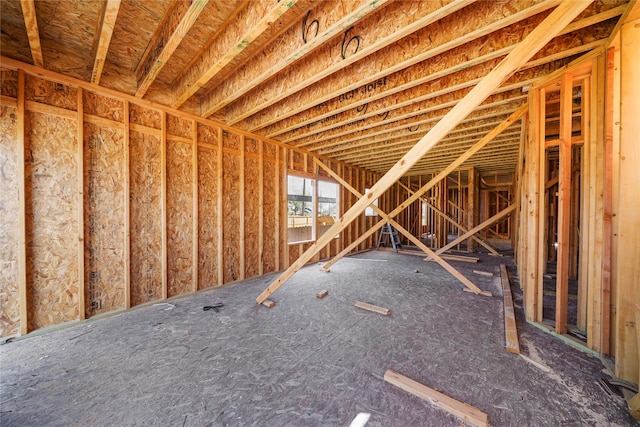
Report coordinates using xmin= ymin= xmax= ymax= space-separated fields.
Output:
xmin=1 ymin=250 xmax=636 ymax=426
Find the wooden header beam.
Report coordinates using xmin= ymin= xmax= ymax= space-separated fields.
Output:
xmin=91 ymin=0 xmax=121 ymax=84
xmin=20 ymin=0 xmax=43 ymax=68
xmin=256 ymin=0 xmax=592 ymax=304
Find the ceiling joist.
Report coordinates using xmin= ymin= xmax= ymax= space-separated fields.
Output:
xmin=19 ymin=0 xmax=43 ymax=68
xmin=91 ymin=0 xmax=121 ymax=84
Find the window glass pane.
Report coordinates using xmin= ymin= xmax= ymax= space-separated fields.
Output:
xmin=288 ymin=175 xmax=314 ymax=243
xmin=317 ymin=180 xmax=339 ymax=238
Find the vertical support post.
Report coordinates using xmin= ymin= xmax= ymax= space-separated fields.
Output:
xmin=555 ymin=72 xmax=574 ymax=334
xmin=216 ymin=127 xmax=223 ymax=285
xmin=526 ymin=89 xmax=541 ymax=322
xmin=160 ymin=111 xmax=167 ymax=299
xmin=274 ymin=144 xmax=280 ymax=271
xmin=17 ymin=70 xmax=28 ymax=335
xmin=124 ymin=100 xmax=131 ymax=308
xmin=77 ymin=86 xmax=85 ymax=320
xmin=258 ymin=139 xmax=264 ymax=275
xmin=239 ymin=135 xmax=245 ymax=280
xmin=192 ymin=119 xmax=198 ymax=292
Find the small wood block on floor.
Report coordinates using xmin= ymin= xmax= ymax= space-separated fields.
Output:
xmin=261 ymin=299 xmax=276 ymax=308
xmin=473 ymin=270 xmax=494 ymax=277
xmin=384 ymin=369 xmax=488 ymax=427
xmin=316 ymin=290 xmax=329 ymax=298
xmin=425 ymin=254 xmax=479 ymax=263
xmin=500 ymin=264 xmax=520 ymax=354
xmin=355 ymin=301 xmax=390 ymax=315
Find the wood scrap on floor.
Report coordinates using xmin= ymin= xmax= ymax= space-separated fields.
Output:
xmin=500 ymin=264 xmax=520 ymax=354
xmin=316 ymin=290 xmax=329 ymax=298
xmin=384 ymin=369 xmax=488 ymax=427
xmin=425 ymin=253 xmax=479 ymax=263
xmin=473 ymin=270 xmax=494 ymax=277
xmin=355 ymin=301 xmax=390 ymax=316
xmin=261 ymin=299 xmax=275 ymax=308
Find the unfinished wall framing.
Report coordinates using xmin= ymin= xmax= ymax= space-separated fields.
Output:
xmin=0 ymin=63 xmax=382 ymax=337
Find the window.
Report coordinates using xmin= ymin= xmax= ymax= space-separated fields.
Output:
xmin=317 ymin=180 xmax=339 ymax=239
xmin=288 ymin=175 xmax=314 ymax=243
xmin=364 ymin=188 xmax=378 ymax=216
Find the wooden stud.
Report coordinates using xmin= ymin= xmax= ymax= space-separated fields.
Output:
xmin=91 ymin=0 xmax=121 ymax=84
xmin=124 ymin=100 xmax=131 ymax=308
xmin=17 ymin=70 xmax=28 ymax=335
xmin=384 ymin=370 xmax=488 ymax=427
xmin=258 ymin=139 xmax=264 ymax=276
xmin=555 ymin=72 xmax=573 ymax=335
xmin=216 ymin=127 xmax=224 ymax=286
xmin=161 ymin=111 xmax=168 ymax=299
xmin=192 ymin=119 xmax=198 ymax=292
xmin=77 ymin=87 xmax=86 ymax=320
xmin=135 ymin=0 xmax=208 ymax=97
xmin=274 ymin=145 xmax=280 ymax=271
xmin=355 ymin=301 xmax=390 ymax=316
xmin=239 ymin=135 xmax=245 ymax=280
xmin=171 ymin=0 xmax=300 ymax=108
xmin=427 ymin=204 xmax=516 ymax=258
xmin=20 ymin=0 xmax=43 ymax=68
xmin=500 ymin=264 xmax=520 ymax=354
xmin=316 ymin=159 xmax=486 ymax=295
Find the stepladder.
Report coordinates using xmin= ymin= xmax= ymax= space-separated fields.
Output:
xmin=377 ymin=222 xmax=402 ymax=253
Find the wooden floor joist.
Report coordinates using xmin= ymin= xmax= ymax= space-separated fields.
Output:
xmin=384 ymin=369 xmax=489 ymax=427
xmin=256 ymin=0 xmax=594 ymax=305
xmin=500 ymin=264 xmax=520 ymax=354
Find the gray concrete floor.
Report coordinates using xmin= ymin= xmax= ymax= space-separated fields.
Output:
xmin=0 ymin=249 xmax=636 ymax=426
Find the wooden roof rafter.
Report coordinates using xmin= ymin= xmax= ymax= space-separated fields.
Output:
xmin=171 ymin=0 xmax=301 ymax=109
xmin=198 ymin=0 xmax=394 ymax=117
xmin=91 ymin=0 xmax=121 ymax=84
xmin=19 ymin=0 xmax=43 ymax=68
xmin=134 ymin=0 xmax=209 ymax=97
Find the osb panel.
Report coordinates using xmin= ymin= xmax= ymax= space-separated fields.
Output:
xmin=166 ymin=114 xmax=193 ymax=139
xmin=83 ymin=123 xmax=126 ymax=316
xmin=197 ymin=122 xmax=219 ymax=146
xmin=245 ymin=137 xmax=259 ymax=155
xmin=222 ymin=152 xmax=240 ymax=283
xmin=129 ymin=131 xmax=162 ymax=305
xmin=83 ymin=91 xmax=124 ymax=122
xmin=25 ymin=112 xmax=79 ymax=330
xmin=25 ymin=75 xmax=77 ymax=111
xmin=262 ymin=160 xmax=276 ymax=274
xmin=197 ymin=146 xmax=219 ymax=289
xmin=1 ymin=69 xmax=18 ymax=98
xmin=289 ymin=243 xmax=300 ymax=267
xmin=244 ymin=157 xmax=259 ymax=278
xmin=129 ymin=103 xmax=161 ymax=129
xmin=222 ymin=130 xmax=240 ymax=150
xmin=0 ymin=106 xmax=20 ymax=336
xmin=263 ymin=141 xmax=276 ymax=159
xmin=167 ymin=140 xmax=194 ymax=297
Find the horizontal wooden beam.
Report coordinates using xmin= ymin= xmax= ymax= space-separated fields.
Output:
xmin=199 ymin=0 xmax=391 ymax=116
xmin=171 ymin=0 xmax=300 ymax=108
xmin=91 ymin=0 xmax=121 ymax=84
xmin=20 ymin=0 xmax=43 ymax=68
xmin=135 ymin=0 xmax=209 ymax=97
xmin=225 ymin=0 xmax=472 ymax=125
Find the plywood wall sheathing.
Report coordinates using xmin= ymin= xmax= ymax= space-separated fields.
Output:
xmin=166 ymin=138 xmax=194 ymax=297
xmin=129 ymin=131 xmax=162 ymax=306
xmin=197 ymin=123 xmax=219 ymax=289
xmin=0 ymin=102 xmax=20 ymax=336
xmin=83 ymin=121 xmax=126 ymax=316
xmin=25 ymin=110 xmax=79 ymax=330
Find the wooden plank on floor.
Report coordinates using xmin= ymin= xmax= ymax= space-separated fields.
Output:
xmin=384 ymin=369 xmax=488 ymax=427
xmin=316 ymin=290 xmax=329 ymax=299
xmin=500 ymin=264 xmax=520 ymax=354
xmin=355 ymin=301 xmax=390 ymax=316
